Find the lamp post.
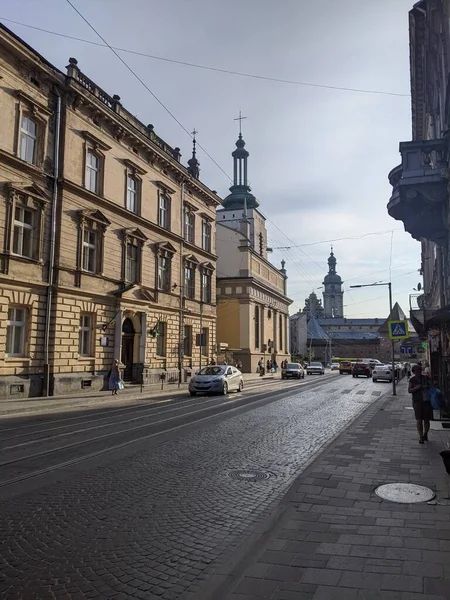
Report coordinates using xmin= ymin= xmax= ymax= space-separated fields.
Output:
xmin=349 ymin=282 xmax=396 ymax=396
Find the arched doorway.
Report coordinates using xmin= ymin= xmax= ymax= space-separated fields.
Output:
xmin=121 ymin=318 xmax=135 ymax=381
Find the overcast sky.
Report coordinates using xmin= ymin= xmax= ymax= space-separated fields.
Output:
xmin=1 ymin=0 xmax=419 ymax=318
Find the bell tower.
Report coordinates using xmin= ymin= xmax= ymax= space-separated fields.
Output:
xmin=322 ymin=247 xmax=344 ymax=318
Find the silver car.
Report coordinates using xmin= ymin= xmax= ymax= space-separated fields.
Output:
xmin=189 ymin=365 xmax=244 ymax=396
xmin=307 ymin=362 xmax=325 ymax=375
xmin=372 ymin=364 xmax=393 ymax=382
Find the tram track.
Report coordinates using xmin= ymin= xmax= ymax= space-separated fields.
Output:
xmin=0 ymin=374 xmax=337 ymax=489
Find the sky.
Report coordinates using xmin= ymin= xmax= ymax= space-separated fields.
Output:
xmin=0 ymin=0 xmax=420 ymax=319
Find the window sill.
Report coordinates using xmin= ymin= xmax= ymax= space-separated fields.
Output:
xmin=5 ymin=356 xmax=30 ymax=362
xmin=78 ymin=356 xmax=95 ymax=361
xmin=8 ymin=253 xmax=42 ymax=266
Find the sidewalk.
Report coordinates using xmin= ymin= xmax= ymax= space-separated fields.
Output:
xmin=0 ymin=371 xmax=279 ymax=417
xmin=223 ymin=381 xmax=450 ymax=600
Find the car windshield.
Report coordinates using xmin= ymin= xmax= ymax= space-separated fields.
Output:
xmin=311 ymin=362 xmax=322 ymax=367
xmin=197 ymin=366 xmax=224 ymax=376
xmin=286 ymin=363 xmax=300 ymax=369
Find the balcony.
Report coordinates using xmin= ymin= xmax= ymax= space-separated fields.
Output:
xmin=387 ymin=139 xmax=448 ymax=244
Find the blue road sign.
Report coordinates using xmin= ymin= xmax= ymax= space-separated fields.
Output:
xmin=388 ymin=320 xmax=409 ymax=340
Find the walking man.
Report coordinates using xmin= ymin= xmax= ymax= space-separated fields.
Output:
xmin=408 ymin=364 xmax=432 ymax=444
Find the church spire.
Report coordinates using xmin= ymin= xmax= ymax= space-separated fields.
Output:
xmin=222 ymin=113 xmax=259 ymax=210
xmin=328 ymin=246 xmax=337 ymax=275
xmin=187 ymin=128 xmax=200 ymax=179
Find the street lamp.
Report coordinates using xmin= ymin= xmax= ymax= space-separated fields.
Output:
xmin=349 ymin=282 xmax=396 ymax=396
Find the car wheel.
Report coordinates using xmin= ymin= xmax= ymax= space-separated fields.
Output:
xmin=190 ymin=391 xmax=196 ymax=396
xmin=222 ymin=381 xmax=228 ymax=395
xmin=367 ymin=374 xmax=370 ymax=378
xmin=372 ymin=378 xmax=377 ymax=382
xmin=302 ymin=374 xmax=305 ymax=379
xmin=238 ymin=380 xmax=244 ymax=392
xmin=339 ymin=371 xmax=343 ymax=375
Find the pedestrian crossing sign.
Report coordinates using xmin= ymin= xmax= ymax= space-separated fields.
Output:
xmin=388 ymin=319 xmax=409 ymax=340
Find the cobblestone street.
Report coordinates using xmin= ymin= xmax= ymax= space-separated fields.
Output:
xmin=0 ymin=374 xmax=386 ymax=599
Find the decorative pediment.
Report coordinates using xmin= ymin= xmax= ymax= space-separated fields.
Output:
xmin=82 ymin=131 xmax=112 ymax=152
xmin=153 ymin=180 xmax=176 ymax=195
xmin=78 ymin=209 xmax=111 ymax=227
xmin=199 ymin=212 xmax=213 ymax=221
xmin=15 ymin=90 xmax=52 ymax=116
xmin=202 ymin=261 xmax=215 ymax=272
xmin=6 ymin=181 xmax=51 ymax=204
xmin=123 ymin=158 xmax=147 ymax=176
xmin=156 ymin=241 xmax=176 ymax=255
xmin=123 ymin=227 xmax=148 ymax=242
xmin=184 ymin=254 xmax=199 ymax=265
xmin=183 ymin=200 xmax=199 ymax=212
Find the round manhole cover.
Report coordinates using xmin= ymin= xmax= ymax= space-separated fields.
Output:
xmin=375 ymin=483 xmax=435 ymax=504
xmin=227 ymin=469 xmax=271 ymax=481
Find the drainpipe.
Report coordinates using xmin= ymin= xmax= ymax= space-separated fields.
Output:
xmin=43 ymin=89 xmax=61 ymax=397
xmin=178 ymin=181 xmax=185 ymax=387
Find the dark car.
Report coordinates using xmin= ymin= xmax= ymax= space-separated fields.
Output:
xmin=352 ymin=362 xmax=371 ymax=378
xmin=281 ymin=362 xmax=305 ymax=380
xmin=339 ymin=361 xmax=353 ymax=375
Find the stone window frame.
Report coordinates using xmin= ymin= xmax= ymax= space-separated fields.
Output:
xmin=156 ymin=320 xmax=167 ymax=357
xmin=200 ymin=213 xmax=213 ymax=253
xmin=76 ymin=209 xmax=111 ymax=277
xmin=155 ymin=241 xmax=176 ymax=292
xmin=183 ymin=201 xmax=198 ymax=245
xmin=154 ymin=181 xmax=175 ymax=231
xmin=82 ymin=131 xmax=111 ymax=196
xmin=5 ymin=305 xmax=29 ymax=358
xmin=201 ymin=261 xmax=214 ymax=304
xmin=183 ymin=254 xmax=199 ymax=300
xmin=183 ymin=324 xmax=193 ymax=357
xmin=14 ymin=90 xmax=51 ymax=169
xmin=124 ymin=159 xmax=146 ymax=215
xmin=4 ymin=184 xmax=49 ymax=267
xmin=121 ymin=228 xmax=148 ymax=285
xmin=200 ymin=326 xmax=209 ymax=357
xmin=78 ymin=312 xmax=95 ymax=358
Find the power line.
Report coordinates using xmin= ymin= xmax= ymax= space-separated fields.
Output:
xmin=272 ymin=229 xmax=400 ymax=250
xmin=1 ymin=17 xmax=411 ymax=98
xmin=62 ymin=1 xmax=231 ymax=183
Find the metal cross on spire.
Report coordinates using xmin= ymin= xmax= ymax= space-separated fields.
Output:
xmin=234 ymin=111 xmax=247 ymax=135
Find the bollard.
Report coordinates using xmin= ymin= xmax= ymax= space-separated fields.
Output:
xmin=160 ymin=372 xmax=166 ymax=391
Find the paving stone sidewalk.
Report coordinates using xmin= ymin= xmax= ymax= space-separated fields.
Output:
xmin=224 ymin=381 xmax=450 ymax=600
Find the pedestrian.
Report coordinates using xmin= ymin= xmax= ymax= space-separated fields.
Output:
xmin=237 ymin=360 xmax=242 ymax=370
xmin=210 ymin=357 xmax=216 ymax=365
xmin=273 ymin=360 xmax=278 ymax=373
xmin=423 ymin=361 xmax=431 ymax=380
xmin=408 ymin=364 xmax=432 ymax=444
xmin=109 ymin=359 xmax=121 ymax=395
xmin=266 ymin=359 xmax=271 ymax=372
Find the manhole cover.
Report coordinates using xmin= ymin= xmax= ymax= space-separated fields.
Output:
xmin=375 ymin=483 xmax=435 ymax=504
xmin=227 ymin=469 xmax=271 ymax=481
xmin=356 ymin=391 xmax=366 ymax=395
xmin=372 ymin=391 xmax=382 ymax=396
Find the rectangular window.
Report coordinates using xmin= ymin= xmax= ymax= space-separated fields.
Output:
xmin=126 ymin=175 xmax=138 ymax=213
xmin=183 ymin=324 xmax=192 ymax=357
xmin=158 ymin=256 xmax=171 ymax=291
xmin=201 ymin=326 xmax=208 ymax=357
xmin=184 ymin=209 xmax=195 ymax=243
xmin=13 ymin=206 xmax=34 ymax=258
xmin=279 ymin=314 xmax=283 ymax=352
xmin=184 ymin=265 xmax=195 ymax=299
xmin=156 ymin=321 xmax=166 ymax=356
xmin=254 ymin=305 xmax=260 ymax=349
xmin=6 ymin=307 xmax=26 ymax=356
xmin=202 ymin=220 xmax=211 ymax=253
xmin=158 ymin=194 xmax=170 ymax=229
xmin=202 ymin=271 xmax=212 ymax=303
xmin=86 ymin=150 xmax=100 ymax=194
xmin=79 ymin=314 xmax=93 ymax=357
xmin=126 ymin=242 xmax=139 ymax=283
xmin=19 ymin=115 xmax=37 ymax=164
xmin=82 ymin=228 xmax=97 ymax=273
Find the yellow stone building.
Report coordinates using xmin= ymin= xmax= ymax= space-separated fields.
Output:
xmin=216 ymin=133 xmax=291 ymax=372
xmin=0 ymin=24 xmax=220 ymax=398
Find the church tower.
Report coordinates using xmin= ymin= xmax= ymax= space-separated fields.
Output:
xmin=217 ymin=115 xmax=268 ymax=258
xmin=322 ymin=248 xmax=344 ymax=318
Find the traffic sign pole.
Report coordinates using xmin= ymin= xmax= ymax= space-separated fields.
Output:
xmin=389 ymin=282 xmax=396 ymax=396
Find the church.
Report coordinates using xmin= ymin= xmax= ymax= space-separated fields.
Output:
xmin=215 ymin=128 xmax=292 ymax=372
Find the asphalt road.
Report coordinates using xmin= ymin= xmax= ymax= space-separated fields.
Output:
xmin=0 ymin=372 xmax=386 ymax=599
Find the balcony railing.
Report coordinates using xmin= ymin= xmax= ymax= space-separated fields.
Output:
xmin=387 ymin=139 xmax=448 ymax=244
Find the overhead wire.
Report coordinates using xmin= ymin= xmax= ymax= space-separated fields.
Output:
xmin=1 ymin=17 xmax=410 ymax=98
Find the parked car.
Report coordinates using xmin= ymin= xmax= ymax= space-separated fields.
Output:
xmin=307 ymin=362 xmax=325 ymax=375
xmin=372 ymin=365 xmax=393 ymax=383
xmin=352 ymin=362 xmax=371 ymax=378
xmin=339 ymin=361 xmax=353 ymax=375
xmin=189 ymin=365 xmax=243 ymax=395
xmin=330 ymin=362 xmax=340 ymax=371
xmin=281 ymin=362 xmax=305 ymax=380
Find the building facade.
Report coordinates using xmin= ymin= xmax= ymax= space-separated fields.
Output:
xmin=216 ymin=133 xmax=291 ymax=372
xmin=387 ymin=0 xmax=450 ymax=392
xmin=0 ymin=24 xmax=220 ymax=398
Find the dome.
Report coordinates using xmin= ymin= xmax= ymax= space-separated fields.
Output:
xmin=323 ymin=272 xmax=342 ymax=284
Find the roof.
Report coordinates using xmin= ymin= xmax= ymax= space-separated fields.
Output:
xmin=307 ymin=317 xmax=329 ymax=341
xmin=318 ymin=318 xmax=383 ymax=326
xmin=378 ymin=303 xmax=407 ymax=333
xmin=328 ymin=332 xmax=380 ymax=341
